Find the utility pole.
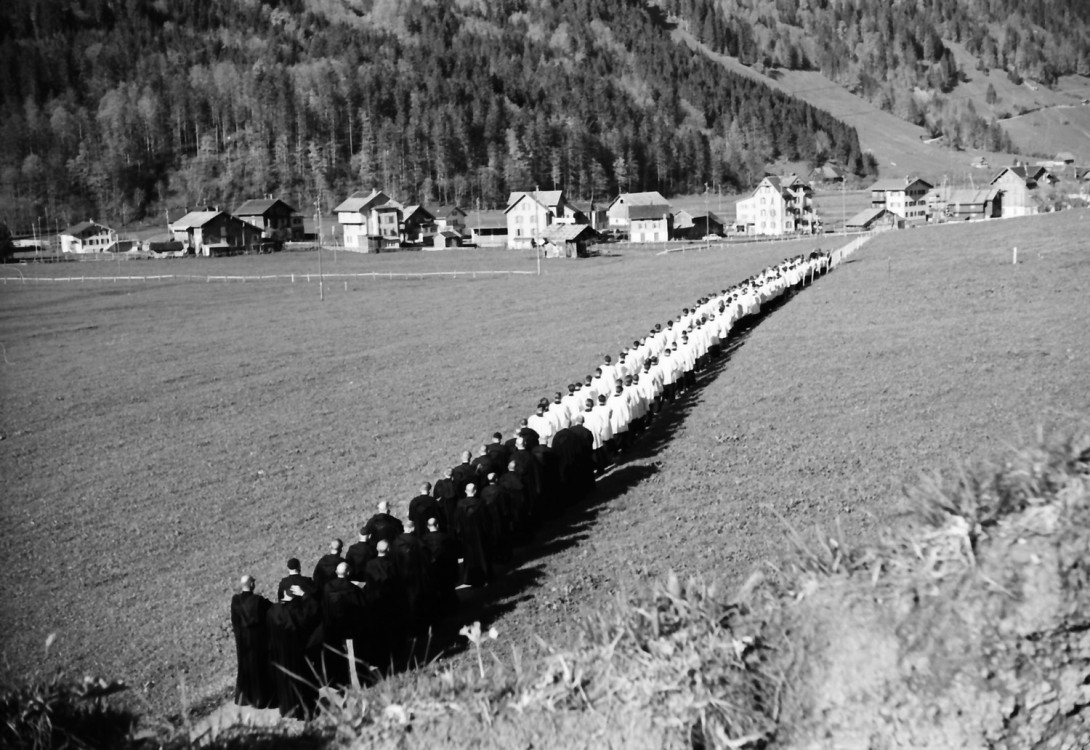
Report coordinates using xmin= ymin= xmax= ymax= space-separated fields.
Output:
xmin=704 ymin=182 xmax=710 ymax=249
xmin=315 ymin=196 xmax=324 ymax=301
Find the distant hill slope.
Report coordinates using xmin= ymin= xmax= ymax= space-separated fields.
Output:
xmin=0 ymin=0 xmax=870 ymax=233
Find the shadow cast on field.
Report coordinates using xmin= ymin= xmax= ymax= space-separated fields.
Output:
xmin=435 ymin=281 xmax=811 ymax=626
xmin=375 ymin=275 xmax=823 ymax=685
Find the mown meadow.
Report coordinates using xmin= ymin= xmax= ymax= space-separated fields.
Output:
xmin=0 ymin=236 xmax=830 ymax=714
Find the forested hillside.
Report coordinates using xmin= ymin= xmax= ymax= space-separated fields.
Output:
xmin=0 ymin=0 xmax=871 ymax=234
xmin=673 ymin=0 xmax=1090 ymax=152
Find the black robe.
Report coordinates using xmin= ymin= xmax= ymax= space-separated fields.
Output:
xmin=391 ymin=532 xmax=433 ymax=633
xmin=276 ymin=573 xmax=317 ymax=603
xmin=312 ymin=553 xmax=343 ymax=593
xmin=423 ymin=529 xmax=462 ymax=617
xmin=267 ymin=597 xmax=320 ymax=719
xmin=363 ymin=556 xmax=405 ymax=671
xmin=450 ymin=461 xmax=476 ymax=497
xmin=432 ymin=478 xmax=459 ymax=531
xmin=551 ymin=426 xmax=595 ymax=506
xmin=363 ymin=512 xmax=404 ymax=548
xmin=230 ymin=592 xmax=273 ymax=708
xmin=408 ymin=493 xmax=444 ymax=534
xmin=531 ymin=444 xmax=561 ymax=520
xmin=321 ymin=578 xmax=366 ymax=686
xmin=484 ymin=441 xmax=511 ymax=471
xmin=344 ymin=540 xmax=375 ymax=582
xmin=454 ymin=495 xmax=493 ymax=587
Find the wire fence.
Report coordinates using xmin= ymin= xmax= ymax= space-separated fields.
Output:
xmin=0 ymin=269 xmax=540 ymax=285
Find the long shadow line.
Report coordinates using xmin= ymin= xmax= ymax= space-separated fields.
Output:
xmin=416 ymin=275 xmax=823 ymax=664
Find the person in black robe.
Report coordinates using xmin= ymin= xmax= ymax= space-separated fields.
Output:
xmin=450 ymin=451 xmax=476 ymax=497
xmin=311 ymin=538 xmax=344 ymax=592
xmin=531 ymin=442 xmax=561 ymax=521
xmin=277 ymin=558 xmax=317 ymax=602
xmin=230 ymin=575 xmax=273 ymax=708
xmin=551 ymin=421 xmax=595 ymax=507
xmin=422 ymin=516 xmax=461 ymax=618
xmin=390 ymin=521 xmax=433 ymax=636
xmin=267 ymin=591 xmax=320 ymax=719
xmin=471 ymin=444 xmax=500 ymax=480
xmin=496 ymin=465 xmax=528 ymax=538
xmin=363 ymin=540 xmax=407 ymax=671
xmin=363 ymin=501 xmax=405 ymax=551
xmin=344 ymin=527 xmax=374 ymax=583
xmin=432 ymin=469 xmax=459 ymax=531
xmin=479 ymin=473 xmax=513 ymax=562
xmin=320 ymin=562 xmax=366 ymax=687
xmin=510 ymin=438 xmax=542 ymax=524
xmin=408 ymin=482 xmax=443 ymax=535
xmin=453 ymin=482 xmax=493 ymax=588
xmin=484 ymin=432 xmax=510 ymax=472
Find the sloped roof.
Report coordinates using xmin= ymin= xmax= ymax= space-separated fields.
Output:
xmin=846 ymin=207 xmax=890 ymax=227
xmin=170 ymin=211 xmax=222 ymax=229
xmin=542 ymin=224 xmax=596 ymax=243
xmin=60 ymin=220 xmax=112 ymax=237
xmin=933 ymin=187 xmax=999 ymax=205
xmin=628 ymin=204 xmax=673 ymax=221
xmin=870 ymin=177 xmax=933 ymax=192
xmin=464 ymin=210 xmax=507 ymax=229
xmin=334 ymin=189 xmax=396 ymax=214
xmin=433 ymin=204 xmax=467 ymax=217
xmin=234 ymin=198 xmax=296 ymax=216
xmin=608 ymin=191 xmax=669 ymax=209
xmin=505 ymin=191 xmax=564 ymax=213
xmin=402 ymin=204 xmax=434 ymax=222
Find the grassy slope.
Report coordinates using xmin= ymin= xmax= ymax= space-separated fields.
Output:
xmin=0 ymin=239 xmax=833 ymax=712
xmin=323 ymin=209 xmax=1090 ymax=747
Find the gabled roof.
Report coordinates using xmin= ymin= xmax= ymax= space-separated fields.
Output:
xmin=810 ymin=164 xmax=845 ymax=180
xmin=628 ymin=204 xmax=673 ymax=221
xmin=60 ymin=220 xmax=112 ymax=237
xmin=334 ymin=189 xmax=396 ymax=214
xmin=401 ymin=205 xmax=434 ymax=222
xmin=846 ymin=207 xmax=891 ymax=227
xmin=233 ymin=198 xmax=296 ymax=216
xmin=608 ymin=191 xmax=669 ymax=209
xmin=170 ymin=211 xmax=223 ymax=230
xmin=464 ymin=210 xmax=507 ymax=229
xmin=930 ymin=187 xmax=998 ymax=205
xmin=989 ymin=166 xmax=1041 ymax=187
xmin=433 ymin=204 xmax=467 ymax=218
xmin=542 ymin=224 xmax=596 ymax=242
xmin=505 ymin=190 xmax=565 ymax=212
xmin=870 ymin=177 xmax=933 ymax=192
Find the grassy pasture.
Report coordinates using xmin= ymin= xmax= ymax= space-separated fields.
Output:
xmin=0 ymin=238 xmax=833 ymax=712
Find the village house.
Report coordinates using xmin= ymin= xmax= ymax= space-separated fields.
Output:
xmin=672 ymin=209 xmax=725 ymax=239
xmin=868 ymin=177 xmax=933 ymax=222
xmin=845 ymin=207 xmax=899 ymax=232
xmin=169 ymin=211 xmax=262 ymax=256
xmin=464 ymin=210 xmax=508 ymax=248
xmin=59 ymin=220 xmax=117 ymax=253
xmin=988 ymin=167 xmax=1042 ymax=218
xmin=540 ymin=224 xmax=597 ymax=258
xmin=333 ymin=189 xmax=403 ymax=251
xmin=808 ymin=163 xmax=845 ymax=185
xmin=400 ymin=205 xmax=436 ymax=245
xmin=568 ymin=201 xmax=607 ymax=231
xmin=432 ymin=205 xmax=467 ymax=234
xmin=233 ymin=198 xmax=302 ymax=242
xmin=505 ymin=190 xmax=576 ymax=249
xmin=925 ymin=186 xmax=1001 ymax=222
xmin=735 ymin=175 xmax=818 ymax=236
xmin=606 ymin=191 xmax=670 ymax=231
xmin=628 ymin=204 xmax=673 ymax=243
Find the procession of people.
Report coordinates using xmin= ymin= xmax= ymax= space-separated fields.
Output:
xmin=230 ymin=251 xmax=832 ymax=717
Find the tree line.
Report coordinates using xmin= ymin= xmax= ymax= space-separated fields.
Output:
xmin=0 ymin=0 xmax=872 ymax=234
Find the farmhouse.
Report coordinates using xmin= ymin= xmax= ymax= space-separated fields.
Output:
xmin=432 ymin=205 xmax=467 ymax=234
xmin=233 ymin=198 xmax=302 ymax=242
xmin=735 ymin=175 xmax=817 ymax=236
xmin=808 ymin=163 xmax=845 ymax=184
xmin=845 ymin=207 xmax=898 ymax=232
xmin=926 ymin=187 xmax=1001 ymax=222
xmin=539 ymin=224 xmax=597 ymax=258
xmin=606 ymin=191 xmax=670 ymax=231
xmin=672 ymin=210 xmax=725 ymax=239
xmin=400 ymin=205 xmax=436 ymax=245
xmin=464 ymin=210 xmax=508 ymax=247
xmin=628 ymin=204 xmax=673 ymax=243
xmin=169 ymin=211 xmax=262 ymax=256
xmin=334 ymin=189 xmax=403 ymax=251
xmin=505 ymin=190 xmax=579 ymax=248
xmin=869 ymin=177 xmax=933 ymax=222
xmin=59 ymin=220 xmax=117 ymax=254
xmin=989 ymin=167 xmax=1041 ymax=218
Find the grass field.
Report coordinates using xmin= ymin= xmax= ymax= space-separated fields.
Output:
xmin=2 ymin=209 xmax=1086 ymax=731
xmin=0 ymin=238 xmax=835 ymax=713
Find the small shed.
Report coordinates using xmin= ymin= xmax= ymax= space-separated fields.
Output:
xmin=846 ymin=207 xmax=899 ymax=232
xmin=431 ymin=229 xmax=463 ymax=250
xmin=540 ymin=224 xmax=596 ymax=258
